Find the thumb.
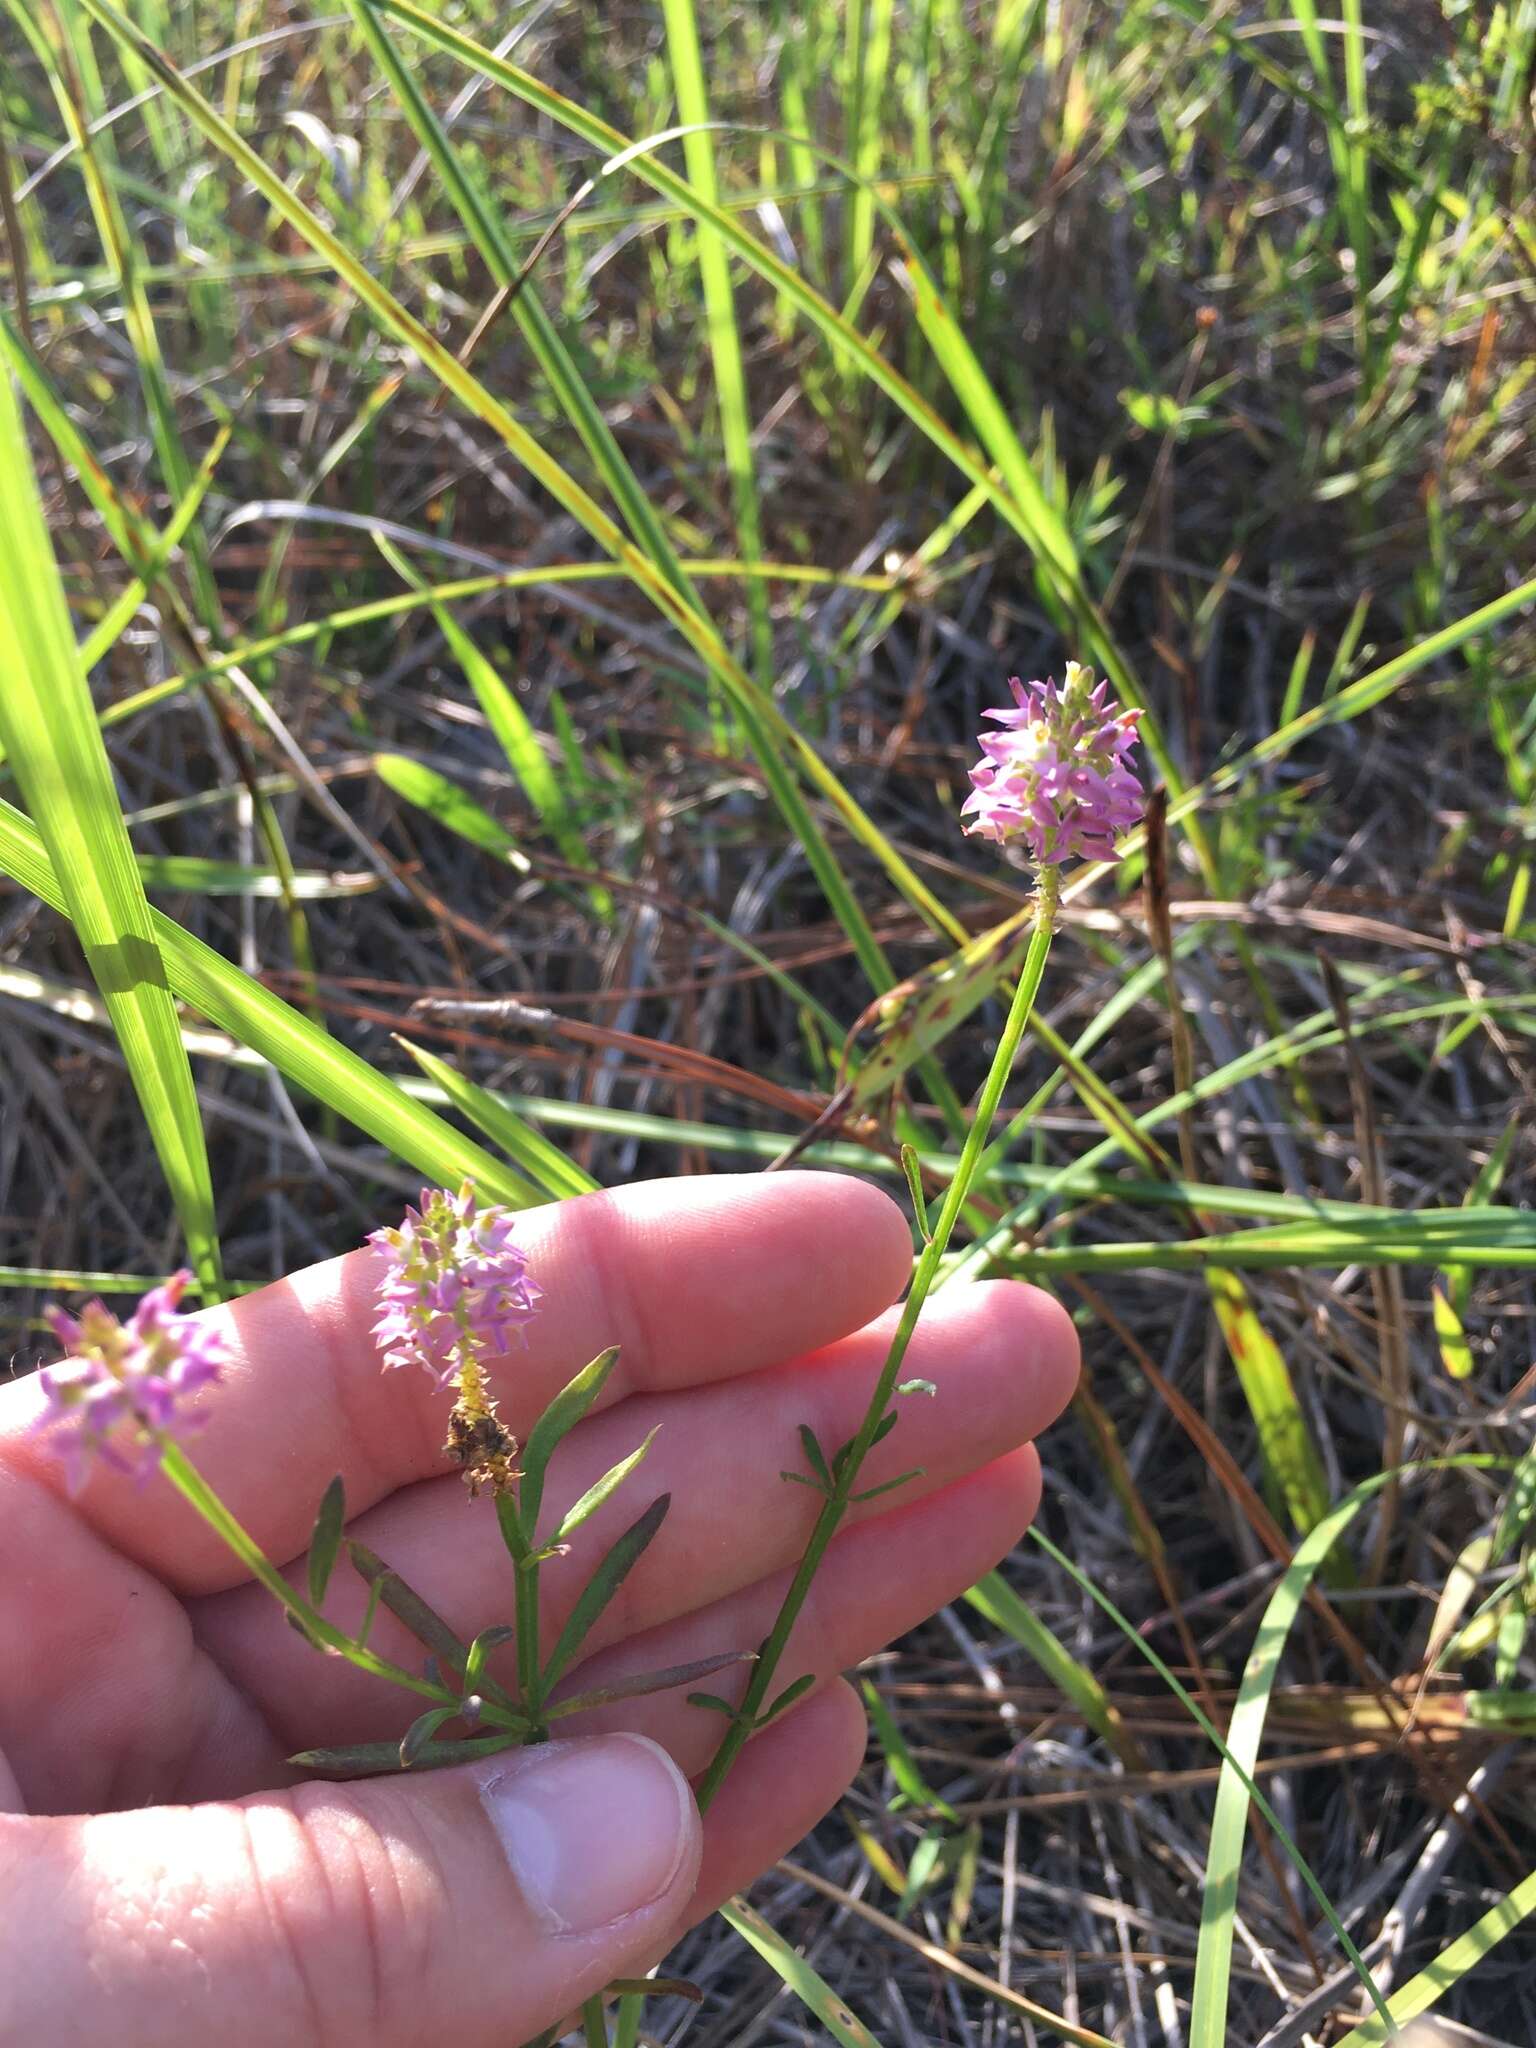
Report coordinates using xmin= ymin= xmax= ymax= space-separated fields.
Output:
xmin=2 ymin=1734 xmax=701 ymax=2048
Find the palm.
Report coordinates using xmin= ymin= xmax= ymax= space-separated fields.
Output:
xmin=0 ymin=1173 xmax=1076 ymax=1895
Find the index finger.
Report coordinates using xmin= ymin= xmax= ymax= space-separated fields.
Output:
xmin=5 ymin=1171 xmax=913 ymax=1590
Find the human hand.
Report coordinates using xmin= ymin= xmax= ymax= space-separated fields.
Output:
xmin=0 ymin=1171 xmax=1077 ymax=2046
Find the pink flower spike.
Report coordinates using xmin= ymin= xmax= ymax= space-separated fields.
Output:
xmin=367 ymin=1181 xmax=541 ymax=1386
xmin=962 ymin=661 xmax=1145 ymax=866
xmin=34 ymin=1271 xmax=226 ymax=1490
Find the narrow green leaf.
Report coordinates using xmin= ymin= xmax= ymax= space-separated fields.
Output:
xmin=1495 ymin=1603 xmax=1528 ymax=1690
xmin=77 ymin=421 xmax=229 ymax=672
xmin=659 ymin=0 xmax=774 ymax=686
xmin=762 ymin=1672 xmax=816 ymax=1722
xmin=861 ymin=1677 xmax=957 ymax=1820
xmin=686 ymin=1692 xmax=737 ymax=1717
xmin=797 ymin=1423 xmax=834 ymax=1491
xmin=540 ymin=1494 xmax=669 ymax=1694
xmin=397 ymin=1040 xmax=596 ymax=1202
xmin=900 ymin=1143 xmax=930 ymax=1240
xmin=1207 ymin=1267 xmax=1334 ymax=1548
xmin=1445 ymin=1113 xmax=1518 ymax=1317
xmin=373 ymin=535 xmax=602 ymax=904
xmin=835 ymin=1409 xmax=899 ymax=1473
xmin=291 ymin=1731 xmax=523 ymax=1778
xmin=135 ymin=856 xmax=376 ymax=900
xmin=965 ymin=1573 xmax=1145 ymax=1768
xmin=464 ymin=1624 xmax=517 ymax=1697
xmin=306 ymin=1476 xmax=347 ymax=1608
xmin=547 ymin=1649 xmax=753 ymax=1721
xmin=895 ymin=1825 xmax=946 ymax=1922
xmin=0 ymin=360 xmax=223 ymax=1297
xmin=1493 ymin=1441 xmax=1536 ymax=1566
xmin=346 ymin=1540 xmax=470 ymax=1679
xmin=553 ymin=1428 xmax=661 ymax=1546
xmin=851 ymin=1467 xmax=924 ymax=1504
xmin=1432 ymin=1283 xmax=1475 ymax=1381
xmin=372 ymin=752 xmax=531 ymax=868
xmin=719 ymin=1900 xmax=882 ymax=2048
xmin=518 ymin=1346 xmax=623 ymax=1542
xmin=1180 ymin=1466 xmax=1499 ymax=2044
xmin=0 ymin=797 xmax=533 ymax=1207
xmin=1328 ymin=1865 xmax=1536 ymax=2048
xmin=399 ymin=1705 xmax=460 ymax=1768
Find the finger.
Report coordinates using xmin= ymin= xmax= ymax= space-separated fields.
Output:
xmin=9 ymin=1172 xmax=913 ymax=1587
xmin=679 ymin=1679 xmax=868 ymax=1930
xmin=186 ymin=1448 xmax=1037 ymax=1802
xmin=0 ymin=1736 xmax=705 ymax=2048
xmin=192 ymin=1285 xmax=1073 ymax=1751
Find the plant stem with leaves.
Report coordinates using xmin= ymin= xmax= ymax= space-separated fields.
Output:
xmin=695 ymin=870 xmax=1060 ymax=1810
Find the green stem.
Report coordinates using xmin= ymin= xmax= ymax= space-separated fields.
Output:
xmin=516 ymin=1553 xmax=545 ymax=1737
xmin=611 ymin=1990 xmax=643 ymax=2048
xmin=581 ymin=1994 xmax=608 ymax=2046
xmin=695 ymin=875 xmax=1059 ymax=1810
xmin=157 ymin=1441 xmax=525 ymax=1730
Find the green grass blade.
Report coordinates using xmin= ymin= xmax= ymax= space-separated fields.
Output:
xmin=1211 ymin=1268 xmax=1332 ymax=1544
xmin=1029 ymin=1523 xmax=1397 ymax=2038
xmin=77 ymin=421 xmax=229 ymax=671
xmin=1187 ymin=1460 xmax=1500 ymax=2048
xmin=396 ymin=1041 xmax=598 ymax=1203
xmin=345 ymin=0 xmax=697 ymax=597
xmin=0 ymin=794 xmax=531 ymax=1208
xmin=371 ymin=753 xmax=531 ymax=869
xmin=659 ymin=0 xmax=774 ymax=688
xmin=20 ymin=0 xmax=219 ymax=625
xmin=718 ymin=1899 xmax=883 ymax=2048
xmin=0 ymin=361 xmax=223 ymax=1297
xmin=841 ymin=0 xmax=894 ymax=304
xmin=74 ymin=0 xmax=950 ymax=997
xmin=965 ymin=1571 xmax=1145 ymax=1767
xmin=370 ymin=535 xmax=603 ymax=908
xmin=1328 ymin=1867 xmax=1536 ymax=2048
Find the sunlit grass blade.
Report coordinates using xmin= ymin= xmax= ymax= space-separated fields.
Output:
xmin=0 ymin=361 xmax=223 ymax=1297
xmin=1328 ymin=1865 xmax=1536 ymax=2048
xmin=371 ymin=753 xmax=531 ymax=870
xmin=1028 ymin=1522 xmax=1398 ymax=2039
xmin=358 ymin=0 xmax=1157 ymax=766
xmin=718 ymin=1899 xmax=883 ymax=2048
xmin=370 ymin=535 xmax=605 ymax=911
xmin=345 ymin=0 xmax=697 ymax=597
xmin=396 ymin=1041 xmax=598 ymax=1203
xmin=17 ymin=0 xmax=220 ymax=625
xmin=964 ymin=1570 xmax=1146 ymax=1767
xmin=74 ymin=0 xmax=953 ymax=1001
xmin=0 ymin=795 xmax=530 ymax=1206
xmin=77 ymin=422 xmax=230 ymax=671
xmin=1187 ymin=1459 xmax=1500 ymax=2048
xmin=659 ymin=0 xmax=774 ymax=687
xmin=134 ymin=857 xmax=376 ymax=900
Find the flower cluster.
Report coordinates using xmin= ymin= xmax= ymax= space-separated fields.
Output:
xmin=37 ymin=1272 xmax=226 ymax=1489
xmin=368 ymin=1182 xmax=541 ymax=1388
xmin=370 ymin=1183 xmax=541 ymax=1495
xmin=962 ymin=661 xmax=1144 ymax=866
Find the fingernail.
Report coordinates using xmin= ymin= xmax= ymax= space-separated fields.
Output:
xmin=478 ymin=1735 xmax=694 ymax=1935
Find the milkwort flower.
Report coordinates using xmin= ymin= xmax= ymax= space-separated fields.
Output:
xmin=962 ymin=660 xmax=1144 ymax=866
xmin=368 ymin=1182 xmax=541 ymax=1493
xmin=37 ymin=1272 xmax=226 ymax=1489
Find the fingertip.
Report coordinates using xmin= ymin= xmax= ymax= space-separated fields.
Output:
xmin=992 ymin=1440 xmax=1045 ymax=1540
xmin=770 ymin=1170 xmax=914 ymax=1301
xmin=1003 ymin=1279 xmax=1081 ymax=1424
xmin=810 ymin=1674 xmax=873 ymax=1786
